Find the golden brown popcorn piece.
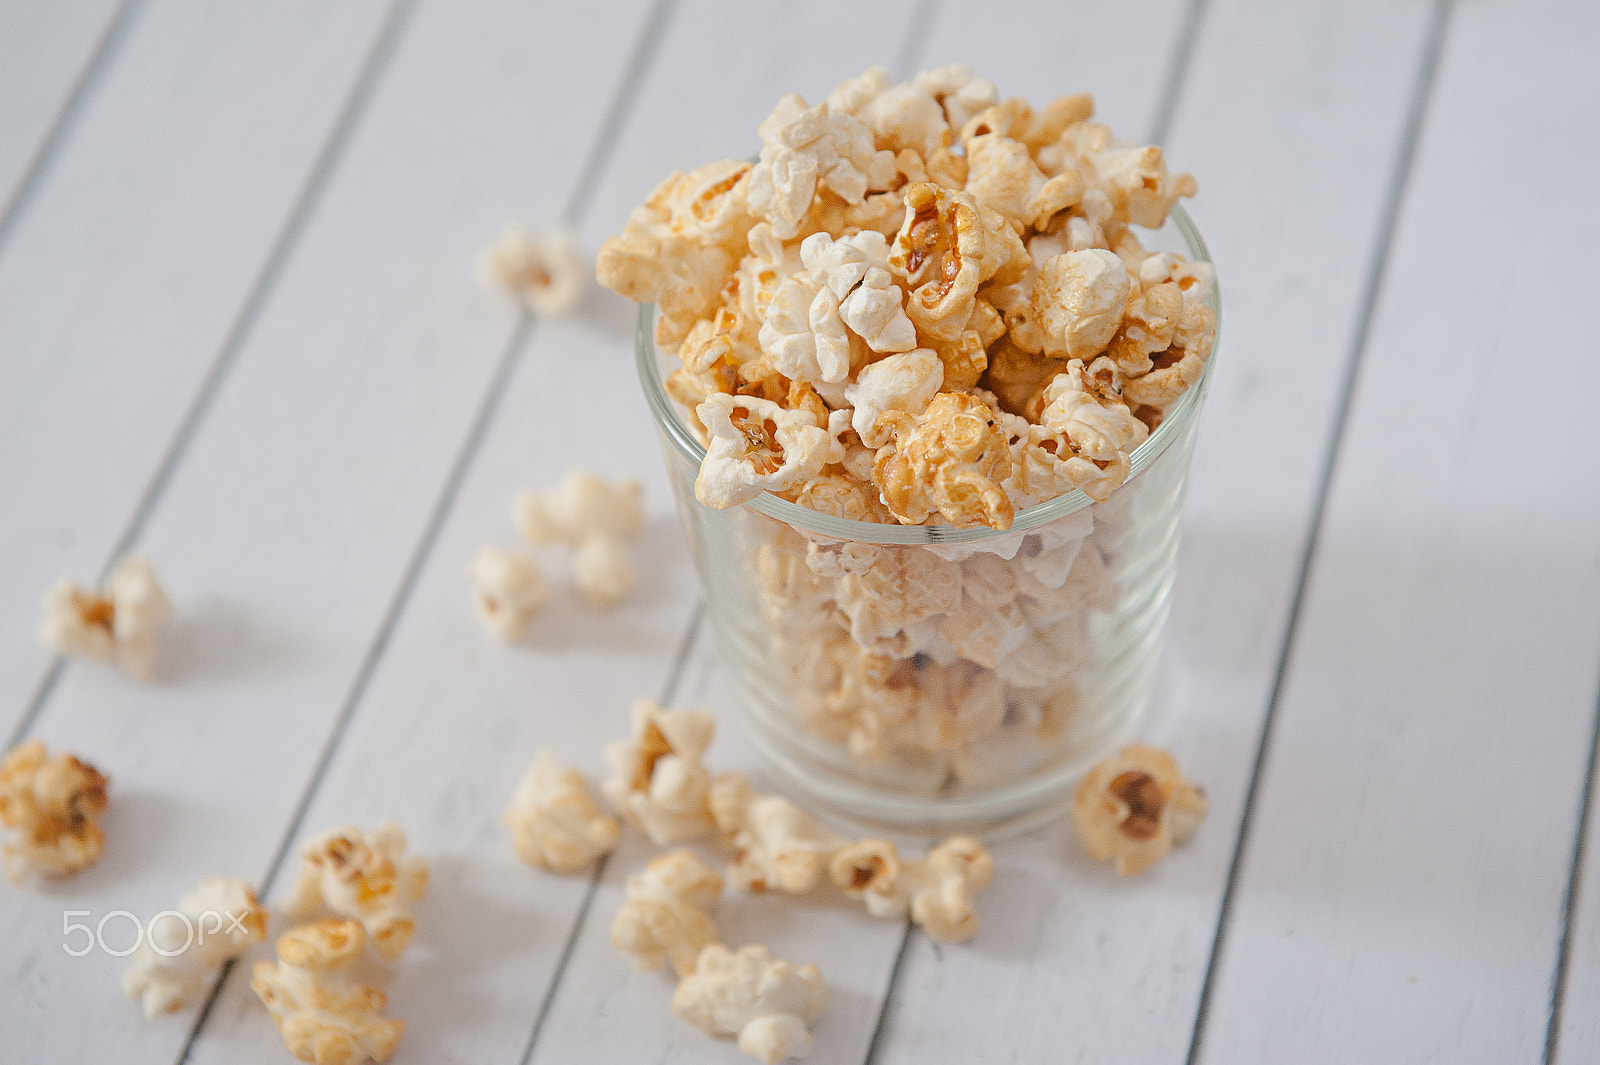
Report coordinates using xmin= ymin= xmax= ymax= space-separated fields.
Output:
xmin=602 ymin=700 xmax=717 ymax=845
xmin=982 ymin=337 xmax=1066 ymax=416
xmin=795 ymin=471 xmax=895 ymax=523
xmin=504 ymin=750 xmax=620 ymax=875
xmin=1034 ymin=357 xmax=1149 ymax=502
xmin=828 ymin=834 xmax=995 ymax=942
xmin=283 ymin=824 xmax=429 ymax=962
xmin=964 ymin=132 xmax=1085 ymax=231
xmin=1105 ymin=280 xmax=1183 ymax=377
xmin=872 ymin=391 xmax=1015 ymax=530
xmin=1033 ymin=247 xmax=1132 ymax=360
xmin=251 ymin=919 xmax=403 ymax=1065
xmin=610 ymin=848 xmax=723 ymax=978
xmin=1122 ymin=296 xmax=1217 ymax=411
xmin=673 ymin=943 xmax=829 ymax=1065
xmin=1073 ymin=744 xmax=1206 ymax=876
xmin=0 ymin=741 xmax=109 ymax=882
xmin=39 ymin=555 xmax=170 ymax=681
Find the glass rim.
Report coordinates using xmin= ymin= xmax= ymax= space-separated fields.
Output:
xmin=635 ymin=203 xmax=1220 ymax=545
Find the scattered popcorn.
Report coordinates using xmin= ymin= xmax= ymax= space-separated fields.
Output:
xmin=39 ymin=555 xmax=170 ymax=680
xmin=467 ymin=545 xmax=547 ymax=639
xmin=1073 ymin=744 xmax=1206 ymax=875
xmin=476 ymin=221 xmax=587 ymax=316
xmin=603 ymin=701 xmax=717 ymax=845
xmin=283 ymin=824 xmax=429 ymax=961
xmin=610 ymin=848 xmax=723 ymax=978
xmin=513 ymin=470 xmax=644 ymax=548
xmin=251 ymin=919 xmax=403 ymax=1065
xmin=828 ymin=834 xmax=994 ymax=942
xmin=709 ymin=773 xmax=845 ymax=894
xmin=574 ymin=534 xmax=635 ymax=606
xmin=123 ymin=877 xmax=267 ymax=1017
xmin=504 ymin=749 xmax=620 ymax=874
xmin=0 ymin=741 xmax=109 ymax=883
xmin=672 ymin=943 xmax=828 ymax=1065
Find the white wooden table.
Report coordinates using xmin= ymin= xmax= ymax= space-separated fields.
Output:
xmin=3 ymin=1 xmax=1597 ymax=1061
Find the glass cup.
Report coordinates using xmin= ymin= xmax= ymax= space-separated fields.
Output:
xmin=637 ymin=206 xmax=1218 ymax=836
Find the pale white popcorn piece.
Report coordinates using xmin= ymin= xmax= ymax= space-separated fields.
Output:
xmin=123 ymin=877 xmax=267 ymax=1018
xmin=1138 ymin=250 xmax=1216 ymax=303
xmin=1069 ymin=125 xmax=1198 ymax=228
xmin=1033 ymin=248 xmax=1131 ymax=360
xmin=610 ymin=848 xmax=723 ymax=978
xmin=824 ymin=65 xmax=891 ymax=115
xmin=513 ymin=470 xmax=644 ymax=547
xmin=799 ymin=230 xmax=890 ymax=300
xmin=602 ymin=700 xmax=718 ymax=845
xmin=1074 ymin=744 xmax=1206 ymax=876
xmin=476 ymin=222 xmax=587 ymax=316
xmin=964 ymin=132 xmax=1084 ymax=231
xmin=467 ymin=545 xmax=547 ymax=639
xmin=858 ymin=82 xmax=950 ymax=156
xmin=673 ymin=943 xmax=828 ymax=1065
xmin=39 ymin=555 xmax=171 ymax=681
xmin=913 ymin=63 xmax=1000 ymax=132
xmin=1033 ymin=356 xmax=1149 ymax=501
xmin=839 ymin=267 xmax=917 ymax=353
xmin=504 ymin=750 xmax=620 ymax=875
xmin=758 ymin=271 xmax=854 ymax=385
xmin=844 ymin=347 xmax=943 ymax=448
xmin=0 ymin=741 xmax=108 ymax=883
xmin=748 ymin=94 xmax=895 ymax=238
xmin=251 ymin=919 xmax=403 ymax=1065
xmin=283 ymin=824 xmax=429 ymax=962
xmin=833 ymin=546 xmax=961 ymax=647
xmin=709 ymin=773 xmax=846 ymax=894
xmin=695 ymin=394 xmax=832 ymax=509
xmin=828 ymin=834 xmax=994 ymax=942
xmin=574 ymin=534 xmax=635 ymax=607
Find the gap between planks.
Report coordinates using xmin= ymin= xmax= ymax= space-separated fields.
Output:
xmin=1181 ymin=3 xmax=1455 ymax=1062
xmin=1545 ymin=652 xmax=1600 ymax=1064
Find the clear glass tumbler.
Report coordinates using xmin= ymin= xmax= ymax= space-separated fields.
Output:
xmin=637 ymin=206 xmax=1218 ymax=835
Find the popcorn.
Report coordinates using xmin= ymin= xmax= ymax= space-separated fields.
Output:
xmin=1034 ymin=357 xmax=1149 ymax=501
xmin=0 ymin=741 xmax=108 ymax=882
xmin=39 ymin=555 xmax=170 ymax=680
xmin=1073 ymin=744 xmax=1206 ymax=875
xmin=283 ymin=824 xmax=429 ymax=961
xmin=758 ymin=271 xmax=850 ymax=386
xmin=828 ymin=834 xmax=994 ymax=942
xmin=840 ymin=267 xmax=918 ymax=353
xmin=748 ymin=94 xmax=895 ymax=239
xmin=695 ymin=394 xmax=832 ymax=509
xmin=858 ymin=82 xmax=949 ymax=157
xmin=965 ymin=132 xmax=1084 ymax=231
xmin=1033 ymin=248 xmax=1132 ymax=360
xmin=124 ymin=877 xmax=266 ymax=1017
xmin=467 ymin=545 xmax=547 ymax=639
xmin=610 ymin=849 xmax=723 ymax=978
xmin=504 ymin=750 xmax=620 ymax=875
xmin=913 ymin=63 xmax=1000 ymax=133
xmin=476 ymin=222 xmax=586 ymax=316
xmin=251 ymin=919 xmax=404 ymax=1065
xmin=709 ymin=773 xmax=845 ymax=894
xmin=574 ymin=534 xmax=635 ymax=606
xmin=845 ymin=347 xmax=943 ymax=448
xmin=672 ymin=944 xmax=828 ymax=1065
xmin=833 ymin=546 xmax=961 ymax=647
xmin=602 ymin=701 xmax=717 ymax=845
xmin=514 ymin=470 xmax=644 ymax=548
xmin=873 ymin=392 xmax=1015 ymax=529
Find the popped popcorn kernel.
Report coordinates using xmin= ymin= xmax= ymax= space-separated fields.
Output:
xmin=250 ymin=919 xmax=403 ymax=1065
xmin=709 ymin=773 xmax=845 ymax=894
xmin=695 ymin=394 xmax=832 ymax=509
xmin=39 ymin=555 xmax=170 ymax=680
xmin=828 ymin=834 xmax=995 ymax=942
xmin=873 ymin=391 xmax=1015 ymax=529
xmin=468 ymin=545 xmax=547 ymax=639
xmin=124 ymin=877 xmax=266 ymax=1018
xmin=1073 ymin=744 xmax=1206 ymax=876
xmin=513 ymin=470 xmax=644 ymax=548
xmin=476 ymin=222 xmax=587 ymax=316
xmin=672 ymin=943 xmax=828 ymax=1065
xmin=0 ymin=741 xmax=108 ymax=882
xmin=602 ymin=701 xmax=717 ymax=845
xmin=574 ymin=534 xmax=635 ymax=607
xmin=504 ymin=750 xmax=620 ymax=875
xmin=283 ymin=824 xmax=429 ymax=961
xmin=611 ymin=848 xmax=723 ymax=977
xmin=1033 ymin=248 xmax=1132 ymax=360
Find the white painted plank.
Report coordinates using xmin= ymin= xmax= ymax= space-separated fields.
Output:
xmin=1 ymin=1 xmax=658 ymax=1061
xmin=1201 ymin=3 xmax=1600 ymax=1062
xmin=875 ymin=1 xmax=1440 ymax=1062
xmin=0 ymin=0 xmax=123 ymax=208
xmin=1559 ymin=724 xmax=1600 ymax=1063
xmin=0 ymin=0 xmax=393 ymax=742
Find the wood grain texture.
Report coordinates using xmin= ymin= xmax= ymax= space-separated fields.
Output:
xmin=0 ymin=0 xmax=124 ymax=213
xmin=2 ymin=1 xmax=657 ymax=1061
xmin=0 ymin=0 xmax=393 ymax=743
xmin=874 ymin=2 xmax=1440 ymax=1062
xmin=1199 ymin=2 xmax=1600 ymax=1061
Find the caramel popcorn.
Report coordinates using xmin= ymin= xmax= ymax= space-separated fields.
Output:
xmin=0 ymin=741 xmax=108 ymax=882
xmin=602 ymin=701 xmax=717 ymax=845
xmin=1073 ymin=744 xmax=1206 ymax=875
xmin=251 ymin=919 xmax=403 ymax=1065
xmin=283 ymin=824 xmax=429 ymax=961
xmin=610 ymin=848 xmax=723 ymax=978
xmin=696 ymin=393 xmax=833 ymax=508
xmin=504 ymin=750 xmax=620 ymax=874
xmin=828 ymin=834 xmax=994 ymax=942
xmin=514 ymin=470 xmax=644 ymax=547
xmin=672 ymin=943 xmax=828 ymax=1065
xmin=124 ymin=877 xmax=267 ymax=1017
xmin=476 ymin=222 xmax=587 ymax=316
xmin=39 ymin=555 xmax=170 ymax=680
xmin=709 ymin=773 xmax=845 ymax=894
xmin=873 ymin=391 xmax=1015 ymax=529
xmin=467 ymin=545 xmax=547 ymax=639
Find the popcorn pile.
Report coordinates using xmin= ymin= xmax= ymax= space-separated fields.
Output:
xmin=597 ymin=63 xmax=1216 ymax=528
